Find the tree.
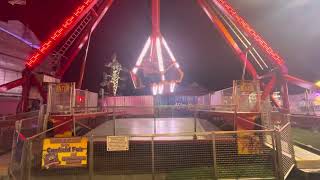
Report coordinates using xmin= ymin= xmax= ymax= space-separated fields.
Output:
xmin=100 ymin=53 xmax=122 ymax=96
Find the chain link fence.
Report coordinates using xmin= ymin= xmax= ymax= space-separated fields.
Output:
xmin=9 ymin=105 xmax=295 ymax=180
xmin=12 ymin=130 xmax=281 ymax=180
xmin=277 ymin=122 xmax=295 ymax=179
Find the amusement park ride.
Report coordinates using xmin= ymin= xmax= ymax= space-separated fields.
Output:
xmin=0 ymin=0 xmax=319 ymax=112
xmin=130 ymin=0 xmax=184 ymax=95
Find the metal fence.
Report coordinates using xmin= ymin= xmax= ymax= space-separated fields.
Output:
xmin=276 ymin=122 xmax=295 ymax=179
xmin=12 ymin=130 xmax=281 ymax=180
xmin=0 ymin=110 xmax=40 ymax=155
xmin=9 ymin=105 xmax=295 ymax=180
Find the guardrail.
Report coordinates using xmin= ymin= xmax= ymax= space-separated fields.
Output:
xmin=9 ymin=105 xmax=295 ymax=180
xmin=0 ymin=110 xmax=41 ymax=155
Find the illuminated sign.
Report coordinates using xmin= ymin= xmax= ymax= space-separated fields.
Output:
xmin=42 ymin=137 xmax=87 ymax=169
xmin=55 ymin=83 xmax=71 ymax=93
xmin=26 ymin=0 xmax=96 ymax=69
xmin=240 ymin=81 xmax=255 ymax=93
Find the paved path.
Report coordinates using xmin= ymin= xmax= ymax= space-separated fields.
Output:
xmin=86 ymin=117 xmax=212 ymax=140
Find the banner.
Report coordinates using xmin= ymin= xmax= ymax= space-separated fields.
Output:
xmin=42 ymin=137 xmax=87 ymax=169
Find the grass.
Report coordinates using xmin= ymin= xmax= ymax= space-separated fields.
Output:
xmin=292 ymin=127 xmax=320 ymax=149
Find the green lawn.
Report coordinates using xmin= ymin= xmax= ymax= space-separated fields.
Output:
xmin=292 ymin=127 xmax=320 ymax=149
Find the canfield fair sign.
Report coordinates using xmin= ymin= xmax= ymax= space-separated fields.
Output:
xmin=41 ymin=137 xmax=88 ymax=169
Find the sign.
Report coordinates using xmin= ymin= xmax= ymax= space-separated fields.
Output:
xmin=55 ymin=83 xmax=70 ymax=93
xmin=240 ymin=81 xmax=255 ymax=93
xmin=42 ymin=137 xmax=87 ymax=169
xmin=237 ymin=132 xmax=263 ymax=155
xmin=236 ymin=114 xmax=263 ymax=154
xmin=107 ymin=136 xmax=129 ymax=151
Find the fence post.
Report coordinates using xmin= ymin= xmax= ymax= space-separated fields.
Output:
xmin=21 ymin=140 xmax=31 ymax=180
xmin=37 ymin=105 xmax=45 ymax=133
xmin=73 ymin=115 xmax=76 ymax=136
xmin=113 ymin=106 xmax=116 ymax=136
xmin=153 ymin=106 xmax=157 ymax=134
xmin=26 ymin=140 xmax=32 ymax=180
xmin=89 ymin=135 xmax=94 ymax=180
xmin=275 ymin=130 xmax=284 ymax=180
xmin=152 ymin=136 xmax=155 ymax=180
xmin=194 ymin=108 xmax=197 ymax=133
xmin=212 ymin=132 xmax=218 ymax=180
xmin=193 ymin=106 xmax=197 ymax=140
xmin=233 ymin=105 xmax=237 ymax=130
xmin=271 ymin=131 xmax=280 ymax=179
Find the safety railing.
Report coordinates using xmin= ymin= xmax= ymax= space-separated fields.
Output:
xmin=12 ymin=130 xmax=282 ymax=180
xmin=0 ymin=110 xmax=41 ymax=155
xmin=9 ymin=105 xmax=295 ymax=180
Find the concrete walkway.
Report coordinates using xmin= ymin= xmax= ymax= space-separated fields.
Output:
xmin=86 ymin=117 xmax=210 ymax=140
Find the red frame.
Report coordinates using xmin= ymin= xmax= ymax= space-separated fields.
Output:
xmin=0 ymin=0 xmax=319 ymax=112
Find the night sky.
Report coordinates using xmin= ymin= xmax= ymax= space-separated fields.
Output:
xmin=1 ymin=0 xmax=320 ymax=93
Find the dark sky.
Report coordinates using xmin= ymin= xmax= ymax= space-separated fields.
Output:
xmin=1 ymin=0 xmax=320 ymax=92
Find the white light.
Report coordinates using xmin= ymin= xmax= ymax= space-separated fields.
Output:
xmin=162 ymin=37 xmax=176 ymax=62
xmin=132 ymin=67 xmax=138 ymax=74
xmin=175 ymin=63 xmax=180 ymax=68
xmin=136 ymin=37 xmax=151 ymax=66
xmin=152 ymin=84 xmax=158 ymax=95
xmin=156 ymin=37 xmax=164 ymax=72
xmin=170 ymin=82 xmax=176 ymax=93
xmin=158 ymin=83 xmax=164 ymax=95
xmin=161 ymin=74 xmax=165 ymax=81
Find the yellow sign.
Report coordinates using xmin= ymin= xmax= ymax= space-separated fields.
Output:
xmin=107 ymin=136 xmax=129 ymax=151
xmin=240 ymin=82 xmax=255 ymax=93
xmin=42 ymin=137 xmax=87 ymax=169
xmin=55 ymin=83 xmax=70 ymax=93
xmin=237 ymin=132 xmax=262 ymax=155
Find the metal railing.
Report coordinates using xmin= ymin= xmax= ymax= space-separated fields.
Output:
xmin=13 ymin=130 xmax=281 ymax=180
xmin=0 ymin=110 xmax=41 ymax=155
xmin=9 ymin=105 xmax=295 ymax=180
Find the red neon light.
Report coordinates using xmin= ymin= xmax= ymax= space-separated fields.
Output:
xmin=25 ymin=0 xmax=96 ymax=69
xmin=214 ymin=0 xmax=285 ymax=67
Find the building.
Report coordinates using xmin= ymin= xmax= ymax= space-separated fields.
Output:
xmin=0 ymin=20 xmax=40 ymax=114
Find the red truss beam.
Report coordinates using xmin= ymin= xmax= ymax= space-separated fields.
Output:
xmin=198 ymin=0 xmax=258 ymax=79
xmin=57 ymin=0 xmax=114 ymax=77
xmin=284 ymin=74 xmax=320 ymax=91
xmin=0 ymin=78 xmax=23 ymax=92
xmin=213 ymin=0 xmax=287 ymax=73
xmin=25 ymin=0 xmax=97 ymax=70
xmin=261 ymin=74 xmax=276 ymax=100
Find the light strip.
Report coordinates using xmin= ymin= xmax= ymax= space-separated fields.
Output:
xmin=162 ymin=37 xmax=176 ymax=62
xmin=135 ymin=37 xmax=151 ymax=66
xmin=161 ymin=74 xmax=165 ymax=81
xmin=223 ymin=13 xmax=268 ymax=69
xmin=170 ymin=82 xmax=176 ymax=93
xmin=213 ymin=0 xmax=285 ymax=66
xmin=0 ymin=27 xmax=40 ymax=49
xmin=152 ymin=84 xmax=158 ymax=95
xmin=158 ymin=83 xmax=164 ymax=94
xmin=156 ymin=37 xmax=164 ymax=72
xmin=132 ymin=67 xmax=138 ymax=74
